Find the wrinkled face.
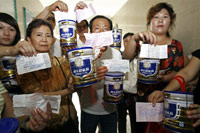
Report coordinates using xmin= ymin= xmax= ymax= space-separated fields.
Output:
xmin=0 ymin=21 xmax=16 ymax=46
xmin=27 ymin=25 xmax=53 ymax=53
xmin=92 ymin=18 xmax=110 ymax=33
xmin=150 ymin=8 xmax=171 ymax=35
xmin=76 ymin=20 xmax=88 ymax=37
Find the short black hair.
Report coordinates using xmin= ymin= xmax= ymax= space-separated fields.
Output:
xmin=26 ymin=19 xmax=54 ymax=39
xmin=0 ymin=12 xmax=21 ymax=46
xmin=89 ymin=15 xmax=112 ymax=32
xmin=76 ymin=19 xmax=89 ymax=27
xmin=123 ymin=32 xmax=134 ymax=40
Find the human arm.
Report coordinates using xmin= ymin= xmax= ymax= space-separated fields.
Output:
xmin=148 ymin=56 xmax=200 ymax=106
xmin=158 ymin=70 xmax=177 ymax=82
xmin=35 ymin=0 xmax=68 ymax=20
xmin=184 ymin=55 xmax=199 ymax=90
xmin=1 ymin=93 xmax=15 ymax=118
xmin=186 ymin=76 xmax=199 ymax=90
xmin=0 ymin=41 xmax=36 ymax=57
xmin=164 ymin=56 xmax=200 ymax=91
xmin=123 ymin=31 xmax=157 ymax=60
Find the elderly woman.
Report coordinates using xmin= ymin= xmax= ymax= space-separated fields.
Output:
xmin=16 ymin=19 xmax=78 ymax=132
xmin=0 ymin=12 xmax=51 ymax=132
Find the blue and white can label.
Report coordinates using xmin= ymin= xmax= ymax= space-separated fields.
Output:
xmin=59 ymin=19 xmax=77 ymax=47
xmin=110 ymin=29 xmax=122 ymax=51
xmin=138 ymin=59 xmax=160 ymax=84
xmin=104 ymin=72 xmax=124 ymax=104
xmin=68 ymin=47 xmax=97 ymax=88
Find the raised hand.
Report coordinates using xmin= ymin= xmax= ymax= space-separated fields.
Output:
xmin=74 ymin=1 xmax=88 ymax=11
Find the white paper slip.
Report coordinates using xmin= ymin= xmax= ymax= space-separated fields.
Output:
xmin=136 ymin=102 xmax=163 ymax=122
xmin=139 ymin=44 xmax=168 ymax=59
xmin=53 ymin=11 xmax=69 ymax=22
xmin=13 ymin=93 xmax=61 ymax=117
xmin=76 ymin=3 xmax=96 ymax=23
xmin=102 ymin=59 xmax=129 ymax=72
xmin=16 ymin=53 xmax=51 ymax=75
xmin=84 ymin=31 xmax=113 ymax=47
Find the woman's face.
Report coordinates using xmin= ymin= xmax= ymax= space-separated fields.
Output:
xmin=92 ymin=18 xmax=110 ymax=33
xmin=0 ymin=21 xmax=16 ymax=46
xmin=150 ymin=8 xmax=171 ymax=36
xmin=27 ymin=25 xmax=53 ymax=53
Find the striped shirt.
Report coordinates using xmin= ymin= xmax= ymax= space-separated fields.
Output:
xmin=0 ymin=81 xmax=7 ymax=118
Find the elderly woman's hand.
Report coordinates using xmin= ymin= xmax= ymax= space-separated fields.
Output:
xmin=148 ymin=90 xmax=164 ymax=107
xmin=49 ymin=0 xmax=68 ymax=12
xmin=74 ymin=1 xmax=88 ymax=11
xmin=26 ymin=102 xmax=52 ymax=132
xmin=186 ymin=104 xmax=200 ymax=127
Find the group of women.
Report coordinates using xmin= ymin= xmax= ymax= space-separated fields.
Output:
xmin=0 ymin=0 xmax=199 ymax=133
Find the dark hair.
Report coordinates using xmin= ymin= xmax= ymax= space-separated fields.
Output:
xmin=0 ymin=12 xmax=21 ymax=46
xmin=146 ymin=2 xmax=176 ymax=37
xmin=89 ymin=15 xmax=113 ymax=32
xmin=76 ymin=19 xmax=89 ymax=27
xmin=123 ymin=32 xmax=134 ymax=40
xmin=26 ymin=19 xmax=54 ymax=39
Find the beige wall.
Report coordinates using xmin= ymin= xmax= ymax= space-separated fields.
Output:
xmin=0 ymin=0 xmax=44 ymax=39
xmin=112 ymin=0 xmax=200 ymax=55
xmin=0 ymin=0 xmax=15 ymax=16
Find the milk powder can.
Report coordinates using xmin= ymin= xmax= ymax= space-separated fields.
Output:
xmin=103 ymin=72 xmax=124 ymax=103
xmin=67 ymin=47 xmax=97 ymax=88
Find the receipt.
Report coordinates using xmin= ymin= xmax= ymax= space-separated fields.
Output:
xmin=102 ymin=59 xmax=129 ymax=72
xmin=13 ymin=93 xmax=61 ymax=117
xmin=84 ymin=31 xmax=113 ymax=47
xmin=136 ymin=102 xmax=163 ymax=122
xmin=139 ymin=44 xmax=168 ymax=59
xmin=16 ymin=53 xmax=51 ymax=75
xmin=76 ymin=3 xmax=96 ymax=23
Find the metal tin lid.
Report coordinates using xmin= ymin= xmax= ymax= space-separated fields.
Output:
xmin=164 ymin=91 xmax=193 ymax=95
xmin=105 ymin=72 xmax=124 ymax=77
xmin=67 ymin=46 xmax=93 ymax=53
xmin=58 ymin=19 xmax=76 ymax=23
